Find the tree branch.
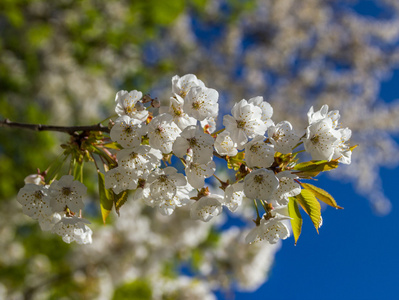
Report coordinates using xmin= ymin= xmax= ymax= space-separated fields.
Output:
xmin=0 ymin=119 xmax=110 ymax=134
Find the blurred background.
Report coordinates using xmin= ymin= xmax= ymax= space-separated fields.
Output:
xmin=0 ymin=0 xmax=398 ymax=299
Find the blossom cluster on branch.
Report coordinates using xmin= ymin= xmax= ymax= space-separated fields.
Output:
xmin=15 ymin=74 xmax=353 ymax=246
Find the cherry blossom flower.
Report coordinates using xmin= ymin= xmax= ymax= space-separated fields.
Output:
xmin=270 ymin=171 xmax=301 ymax=206
xmin=110 ymin=115 xmax=145 ymax=148
xmin=245 ymin=211 xmax=291 ymax=244
xmin=244 ymin=169 xmax=279 ymax=200
xmin=332 ymin=128 xmax=352 ymax=164
xmin=115 ymin=90 xmax=148 ymax=122
xmin=268 ymin=121 xmax=300 ymax=154
xmin=24 ymin=174 xmax=44 ymax=185
xmin=161 ymin=95 xmax=197 ymax=130
xmin=147 ymin=113 xmax=181 ymax=153
xmin=172 ymin=74 xmax=205 ymax=99
xmin=38 ymin=212 xmax=61 ymax=231
xmin=17 ymin=184 xmax=52 ymax=220
xmin=104 ymin=167 xmax=139 ymax=194
xmin=214 ymin=131 xmax=238 ymax=157
xmin=173 ymin=125 xmax=214 ymax=164
xmin=49 ymin=175 xmax=86 ymax=213
xmin=308 ymin=105 xmax=340 ymax=129
xmin=244 ymin=136 xmax=275 ymax=168
xmin=200 ymin=117 xmax=216 ymax=134
xmin=223 ymin=99 xmax=267 ymax=149
xmin=146 ymin=167 xmax=187 ymax=202
xmin=303 ymin=118 xmax=340 ymax=161
xmin=223 ymin=182 xmax=245 ymax=212
xmin=116 ymin=145 xmax=162 ymax=178
xmin=52 ymin=216 xmax=92 ymax=244
xmin=248 ymin=96 xmax=274 ymax=129
xmin=190 ymin=194 xmax=224 ymax=222
xmin=183 ymin=86 xmax=219 ymax=121
xmin=140 ymin=183 xmax=194 ymax=216
xmin=185 ymin=159 xmax=216 ymax=189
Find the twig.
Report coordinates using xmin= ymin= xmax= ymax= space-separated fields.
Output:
xmin=0 ymin=119 xmax=110 ymax=134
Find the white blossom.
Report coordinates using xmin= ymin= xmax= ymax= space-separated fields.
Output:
xmin=185 ymin=159 xmax=216 ymax=189
xmin=17 ymin=184 xmax=52 ymax=220
xmin=223 ymin=99 xmax=267 ymax=149
xmin=244 ymin=136 xmax=275 ymax=168
xmin=49 ymin=175 xmax=86 ymax=213
xmin=214 ymin=131 xmax=238 ymax=157
xmin=52 ymin=216 xmax=92 ymax=244
xmin=245 ymin=212 xmax=290 ymax=244
xmin=332 ymin=128 xmax=352 ymax=164
xmin=200 ymin=117 xmax=216 ymax=134
xmin=223 ymin=182 xmax=245 ymax=212
xmin=38 ymin=212 xmax=61 ymax=231
xmin=157 ymin=184 xmax=194 ymax=216
xmin=116 ymin=145 xmax=162 ymax=177
xmin=110 ymin=115 xmax=145 ymax=148
xmin=24 ymin=174 xmax=44 ymax=185
xmin=173 ymin=125 xmax=214 ymax=164
xmin=147 ymin=113 xmax=181 ymax=153
xmin=303 ymin=118 xmax=340 ymax=161
xmin=244 ymin=169 xmax=279 ymax=200
xmin=248 ymin=96 xmax=274 ymax=129
xmin=115 ymin=90 xmax=148 ymax=122
xmin=183 ymin=86 xmax=219 ymax=121
xmin=190 ymin=194 xmax=224 ymax=222
xmin=172 ymin=74 xmax=205 ymax=98
xmin=146 ymin=167 xmax=187 ymax=202
xmin=164 ymin=95 xmax=197 ymax=130
xmin=268 ymin=121 xmax=300 ymax=154
xmin=308 ymin=105 xmax=340 ymax=129
xmin=104 ymin=167 xmax=138 ymax=194
xmin=270 ymin=171 xmax=301 ymax=206
xmin=137 ymin=181 xmax=193 ymax=216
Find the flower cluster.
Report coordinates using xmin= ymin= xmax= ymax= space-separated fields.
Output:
xmin=17 ymin=174 xmax=92 ymax=244
xmin=102 ymin=74 xmax=352 ymax=245
xmin=16 ymin=74 xmax=353 ymax=245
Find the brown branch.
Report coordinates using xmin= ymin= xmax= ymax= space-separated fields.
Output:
xmin=0 ymin=119 xmax=110 ymax=134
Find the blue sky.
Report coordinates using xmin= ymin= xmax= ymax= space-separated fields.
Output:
xmin=215 ymin=165 xmax=399 ymax=300
xmin=211 ymin=2 xmax=399 ymax=299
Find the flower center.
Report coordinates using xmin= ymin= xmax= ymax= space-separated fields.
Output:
xmin=158 ymin=175 xmax=168 ymax=182
xmin=254 ymin=175 xmax=264 ymax=183
xmin=237 ymin=120 xmax=246 ymax=129
xmin=124 ymin=125 xmax=133 ymax=134
xmin=34 ymin=190 xmax=44 ymax=199
xmin=310 ymin=135 xmax=319 ymax=144
xmin=62 ymin=187 xmax=72 ymax=196
xmin=192 ymin=101 xmax=200 ymax=110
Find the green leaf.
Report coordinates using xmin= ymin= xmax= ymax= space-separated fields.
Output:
xmin=98 ymin=172 xmax=113 ymax=224
xmin=293 ymin=160 xmax=339 ymax=177
xmin=114 ymin=190 xmax=129 ymax=216
xmin=112 ymin=279 xmax=152 ymax=300
xmin=294 ymin=190 xmax=322 ymax=233
xmin=227 ymin=152 xmax=245 ymax=170
xmin=288 ymin=197 xmax=303 ymax=245
xmin=301 ymin=183 xmax=343 ymax=209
